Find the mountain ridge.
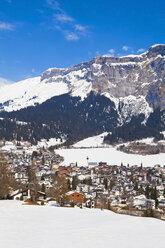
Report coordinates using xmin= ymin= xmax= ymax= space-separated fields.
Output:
xmin=0 ymin=44 xmax=164 ymax=144
xmin=0 ymin=44 xmax=164 ymax=113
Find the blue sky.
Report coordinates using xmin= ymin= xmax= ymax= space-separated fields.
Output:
xmin=0 ymin=0 xmax=165 ymax=81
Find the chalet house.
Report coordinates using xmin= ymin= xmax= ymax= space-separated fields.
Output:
xmin=67 ymin=191 xmax=84 ymax=206
xmin=133 ymin=194 xmax=155 ymax=210
xmin=58 ymin=169 xmax=69 ymax=176
xmin=10 ymin=189 xmax=30 ymax=201
xmin=76 ymin=184 xmax=95 ymax=194
xmin=9 ymin=189 xmax=46 ymax=201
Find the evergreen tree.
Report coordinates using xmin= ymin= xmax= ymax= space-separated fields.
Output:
xmin=41 ymin=174 xmax=45 ymax=181
xmin=134 ymin=181 xmax=138 ymax=191
xmin=151 ymin=186 xmax=158 ymax=208
xmin=32 ymin=151 xmax=38 ymax=160
xmin=42 ymin=155 xmax=45 ymax=165
xmin=103 ymin=178 xmax=108 ymax=190
xmin=145 ymin=185 xmax=150 ymax=199
xmin=41 ymin=183 xmax=46 ymax=193
xmin=72 ymin=176 xmax=79 ymax=190
xmin=67 ymin=179 xmax=71 ymax=191
xmin=110 ymin=179 xmax=115 ymax=190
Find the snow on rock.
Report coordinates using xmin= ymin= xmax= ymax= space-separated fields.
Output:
xmin=55 ymin=147 xmax=165 ymax=167
xmin=118 ymin=95 xmax=153 ymax=124
xmin=0 ymin=200 xmax=165 ymax=248
xmin=150 ymin=44 xmax=165 ymax=49
xmin=73 ymin=132 xmax=109 ymax=148
xmin=70 ymin=79 xmax=92 ymax=100
xmin=102 ymin=94 xmax=152 ymax=124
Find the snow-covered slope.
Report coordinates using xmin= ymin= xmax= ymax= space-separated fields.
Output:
xmin=0 ymin=77 xmax=68 ymax=112
xmin=73 ymin=132 xmax=109 ymax=148
xmin=0 ymin=200 xmax=165 ymax=248
xmin=0 ymin=77 xmax=13 ymax=88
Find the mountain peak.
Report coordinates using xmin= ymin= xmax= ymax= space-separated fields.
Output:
xmin=148 ymin=44 xmax=165 ymax=56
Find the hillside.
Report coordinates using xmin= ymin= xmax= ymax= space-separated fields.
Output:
xmin=0 ymin=201 xmax=165 ymax=248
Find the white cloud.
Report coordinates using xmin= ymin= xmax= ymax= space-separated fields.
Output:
xmin=65 ymin=32 xmax=79 ymax=41
xmin=108 ymin=49 xmax=115 ymax=54
xmin=122 ymin=45 xmax=130 ymax=51
xmin=75 ymin=24 xmax=86 ymax=31
xmin=0 ymin=22 xmax=14 ymax=31
xmin=54 ymin=13 xmax=74 ymax=23
xmin=103 ymin=48 xmax=115 ymax=57
xmin=46 ymin=0 xmax=89 ymax=41
xmin=137 ymin=48 xmax=145 ymax=53
xmin=46 ymin=0 xmax=61 ymax=10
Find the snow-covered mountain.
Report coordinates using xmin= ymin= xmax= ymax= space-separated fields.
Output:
xmin=0 ymin=77 xmax=13 ymax=88
xmin=0 ymin=76 xmax=68 ymax=112
xmin=0 ymin=44 xmax=164 ymax=143
xmin=0 ymin=44 xmax=164 ymax=116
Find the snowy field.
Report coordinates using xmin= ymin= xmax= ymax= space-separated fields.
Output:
xmin=55 ymin=147 xmax=165 ymax=167
xmin=73 ymin=132 xmax=165 ymax=148
xmin=0 ymin=200 xmax=164 ymax=248
xmin=73 ymin=132 xmax=109 ymax=148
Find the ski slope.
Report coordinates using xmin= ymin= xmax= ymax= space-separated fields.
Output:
xmin=0 ymin=200 xmax=164 ymax=248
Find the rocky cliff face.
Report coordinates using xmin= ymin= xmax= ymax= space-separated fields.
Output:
xmin=41 ymin=44 xmax=165 ymax=110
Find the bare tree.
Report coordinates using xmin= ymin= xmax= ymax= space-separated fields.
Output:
xmin=27 ymin=161 xmax=39 ymax=202
xmin=51 ymin=174 xmax=69 ymax=205
xmin=0 ymin=151 xmax=13 ymax=199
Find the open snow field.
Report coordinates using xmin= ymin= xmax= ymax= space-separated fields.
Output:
xmin=73 ymin=132 xmax=109 ymax=148
xmin=0 ymin=200 xmax=164 ymax=248
xmin=55 ymin=147 xmax=165 ymax=167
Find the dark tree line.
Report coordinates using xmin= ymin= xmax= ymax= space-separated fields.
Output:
xmin=0 ymin=92 xmax=118 ymax=144
xmin=0 ymin=95 xmax=164 ymax=145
